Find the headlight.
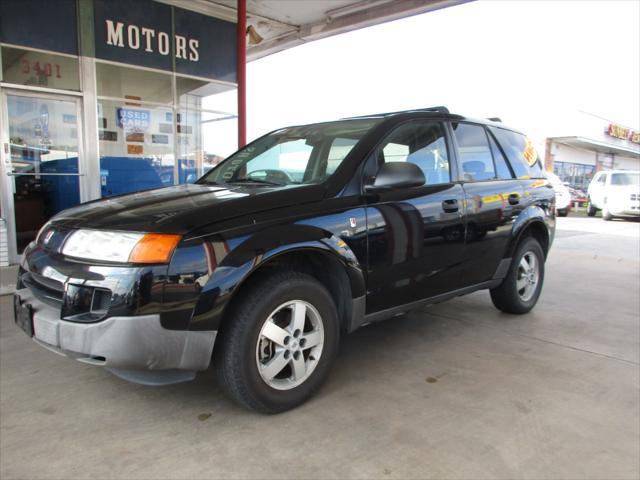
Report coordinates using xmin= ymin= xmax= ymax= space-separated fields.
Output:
xmin=62 ymin=229 xmax=181 ymax=264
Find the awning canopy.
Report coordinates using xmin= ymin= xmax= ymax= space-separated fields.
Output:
xmin=167 ymin=0 xmax=470 ymax=61
xmin=550 ymin=136 xmax=640 ymax=158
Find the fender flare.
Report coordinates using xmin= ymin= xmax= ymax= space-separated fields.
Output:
xmin=189 ymin=224 xmax=365 ymax=332
xmin=505 ymin=205 xmax=552 ymax=259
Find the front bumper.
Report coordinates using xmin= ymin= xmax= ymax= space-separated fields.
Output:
xmin=15 ymin=287 xmax=216 ymax=384
xmin=15 ymin=241 xmax=217 ymax=385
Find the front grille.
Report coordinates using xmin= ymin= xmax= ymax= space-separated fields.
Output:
xmin=631 ymin=194 xmax=638 ymax=201
xmin=61 ymin=284 xmax=112 ymax=322
xmin=20 ymin=270 xmax=64 ymax=309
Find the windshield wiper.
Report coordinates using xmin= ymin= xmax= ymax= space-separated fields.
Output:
xmin=229 ymin=178 xmax=283 ymax=186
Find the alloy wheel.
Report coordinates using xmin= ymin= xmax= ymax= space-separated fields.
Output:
xmin=516 ymin=251 xmax=539 ymax=302
xmin=255 ymin=300 xmax=325 ymax=390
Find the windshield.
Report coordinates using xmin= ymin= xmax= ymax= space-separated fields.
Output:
xmin=199 ymin=119 xmax=380 ymax=187
xmin=610 ymin=172 xmax=640 ymax=186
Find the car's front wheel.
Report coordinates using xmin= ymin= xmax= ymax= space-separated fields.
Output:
xmin=587 ymin=200 xmax=597 ymax=217
xmin=490 ymin=237 xmax=545 ymax=314
xmin=215 ymin=271 xmax=339 ymax=413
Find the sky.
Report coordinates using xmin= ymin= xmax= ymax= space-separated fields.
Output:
xmin=222 ymin=0 xmax=639 ymax=156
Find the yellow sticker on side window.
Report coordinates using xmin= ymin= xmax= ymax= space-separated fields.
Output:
xmin=522 ymin=137 xmax=538 ymax=166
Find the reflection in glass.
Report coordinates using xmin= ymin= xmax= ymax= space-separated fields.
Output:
xmin=6 ymin=94 xmax=81 ymax=251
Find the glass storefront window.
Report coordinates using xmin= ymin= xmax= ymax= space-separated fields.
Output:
xmin=96 ymin=63 xmax=173 ymax=104
xmin=1 ymin=45 xmax=80 ymax=91
xmin=176 ymin=75 xmax=237 ymax=179
xmin=553 ymin=161 xmax=595 ymax=190
xmin=96 ymin=64 xmax=237 ymax=193
xmin=177 ymin=77 xmax=236 ymax=109
xmin=98 ymin=99 xmax=174 ymax=196
xmin=178 ymin=109 xmax=237 ymax=180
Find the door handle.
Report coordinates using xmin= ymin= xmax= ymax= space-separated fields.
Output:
xmin=442 ymin=199 xmax=459 ymax=213
xmin=508 ymin=194 xmax=520 ymax=205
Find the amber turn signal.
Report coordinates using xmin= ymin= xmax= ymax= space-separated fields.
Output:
xmin=128 ymin=233 xmax=182 ymax=264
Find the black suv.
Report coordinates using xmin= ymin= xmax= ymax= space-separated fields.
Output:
xmin=15 ymin=107 xmax=555 ymax=412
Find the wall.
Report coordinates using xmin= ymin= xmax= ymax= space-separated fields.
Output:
xmin=552 ymin=143 xmax=639 ymax=171
xmin=552 ymin=143 xmax=596 ymax=166
xmin=616 ymin=155 xmax=640 ymax=170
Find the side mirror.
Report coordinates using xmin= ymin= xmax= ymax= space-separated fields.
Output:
xmin=365 ymin=162 xmax=425 ymax=192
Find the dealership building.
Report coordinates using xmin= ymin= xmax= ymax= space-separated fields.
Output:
xmin=0 ymin=0 xmax=241 ymax=264
xmin=544 ymin=115 xmax=640 ymax=191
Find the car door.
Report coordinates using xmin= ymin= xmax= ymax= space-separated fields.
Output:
xmin=363 ymin=119 xmax=467 ymax=314
xmin=451 ymin=122 xmax=526 ymax=286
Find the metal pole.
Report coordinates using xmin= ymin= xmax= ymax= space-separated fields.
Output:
xmin=237 ymin=0 xmax=247 ymax=148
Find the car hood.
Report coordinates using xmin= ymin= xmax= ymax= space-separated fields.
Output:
xmin=49 ymin=183 xmax=325 ymax=235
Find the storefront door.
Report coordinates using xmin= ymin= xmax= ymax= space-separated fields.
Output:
xmin=0 ymin=90 xmax=86 ymax=263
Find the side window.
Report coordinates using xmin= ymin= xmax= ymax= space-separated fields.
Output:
xmin=489 ymin=127 xmax=545 ymax=179
xmin=597 ymin=174 xmax=607 ymax=185
xmin=371 ymin=121 xmax=450 ymax=185
xmin=452 ymin=123 xmax=496 ymax=181
xmin=383 ymin=143 xmax=410 ymax=163
xmin=326 ymin=138 xmax=358 ymax=175
xmin=487 ymin=131 xmax=514 ymax=179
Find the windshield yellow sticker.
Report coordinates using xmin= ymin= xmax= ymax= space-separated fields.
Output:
xmin=522 ymin=137 xmax=538 ymax=166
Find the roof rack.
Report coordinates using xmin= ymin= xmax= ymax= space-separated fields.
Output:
xmin=344 ymin=106 xmax=450 ymax=119
xmin=487 ymin=117 xmax=502 ymax=122
xmin=407 ymin=106 xmax=450 ymax=114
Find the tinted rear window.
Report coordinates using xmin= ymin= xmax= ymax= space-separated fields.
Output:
xmin=489 ymin=127 xmax=545 ymax=179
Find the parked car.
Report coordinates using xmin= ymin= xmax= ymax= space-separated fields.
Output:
xmin=545 ymin=171 xmax=572 ymax=216
xmin=587 ymin=170 xmax=640 ymax=220
xmin=14 ymin=107 xmax=555 ymax=413
xmin=566 ymin=185 xmax=587 ymax=205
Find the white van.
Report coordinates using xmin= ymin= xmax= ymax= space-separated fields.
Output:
xmin=587 ymin=170 xmax=640 ymax=220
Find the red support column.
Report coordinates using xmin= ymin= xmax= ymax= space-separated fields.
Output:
xmin=237 ymin=0 xmax=247 ymax=148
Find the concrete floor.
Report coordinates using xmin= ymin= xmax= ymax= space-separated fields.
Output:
xmin=1 ymin=216 xmax=639 ymax=479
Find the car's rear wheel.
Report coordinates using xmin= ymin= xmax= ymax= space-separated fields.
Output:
xmin=490 ymin=237 xmax=545 ymax=314
xmin=214 ymin=271 xmax=339 ymax=413
xmin=557 ymin=208 xmax=569 ymax=217
xmin=587 ymin=200 xmax=597 ymax=217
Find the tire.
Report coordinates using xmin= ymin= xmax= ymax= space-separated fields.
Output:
xmin=214 ymin=271 xmax=340 ymax=413
xmin=557 ymin=208 xmax=568 ymax=217
xmin=490 ymin=237 xmax=545 ymax=314
xmin=587 ymin=201 xmax=597 ymax=217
